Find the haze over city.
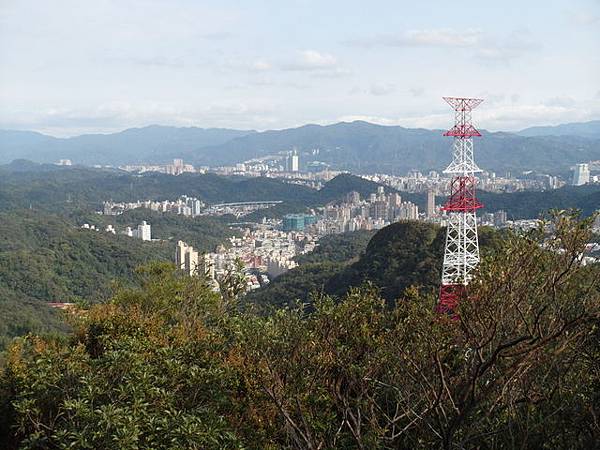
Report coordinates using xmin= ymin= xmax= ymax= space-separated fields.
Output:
xmin=1 ymin=0 xmax=599 ymax=136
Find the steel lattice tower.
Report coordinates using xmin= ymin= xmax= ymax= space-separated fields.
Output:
xmin=438 ymin=97 xmax=484 ymax=314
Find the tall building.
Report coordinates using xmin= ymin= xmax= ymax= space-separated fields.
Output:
xmin=426 ymin=189 xmax=436 ymax=218
xmin=572 ymin=163 xmax=590 ymax=186
xmin=593 ymin=212 xmax=600 ymax=233
xmin=282 ymin=214 xmax=305 ymax=231
xmin=346 ymin=191 xmax=361 ymax=204
xmin=494 ymin=210 xmax=507 ymax=227
xmin=291 ymin=149 xmax=299 ymax=172
xmin=176 ymin=241 xmax=199 ymax=276
xmin=134 ymin=221 xmax=151 ymax=241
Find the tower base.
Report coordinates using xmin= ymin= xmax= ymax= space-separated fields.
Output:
xmin=437 ymin=284 xmax=466 ymax=315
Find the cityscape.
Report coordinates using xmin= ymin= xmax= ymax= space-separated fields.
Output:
xmin=1 ymin=0 xmax=600 ymax=448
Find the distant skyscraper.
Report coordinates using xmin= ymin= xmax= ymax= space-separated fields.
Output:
xmin=291 ymin=149 xmax=299 ymax=172
xmin=176 ymin=241 xmax=199 ymax=276
xmin=390 ymin=193 xmax=402 ymax=207
xmin=494 ymin=210 xmax=507 ymax=227
xmin=427 ymin=189 xmax=435 ymax=218
xmin=572 ymin=163 xmax=590 ymax=186
xmin=346 ymin=191 xmax=361 ymax=204
xmin=135 ymin=221 xmax=151 ymax=241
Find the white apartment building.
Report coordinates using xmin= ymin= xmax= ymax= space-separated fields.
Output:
xmin=572 ymin=163 xmax=590 ymax=186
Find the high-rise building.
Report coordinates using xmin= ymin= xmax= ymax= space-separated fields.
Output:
xmin=593 ymin=212 xmax=600 ymax=233
xmin=346 ymin=191 xmax=361 ymax=204
xmin=176 ymin=241 xmax=199 ymax=276
xmin=494 ymin=210 xmax=507 ymax=227
xmin=291 ymin=149 xmax=299 ymax=172
xmin=427 ymin=189 xmax=436 ymax=218
xmin=572 ymin=163 xmax=590 ymax=186
xmin=135 ymin=221 xmax=151 ymax=241
xmin=282 ymin=214 xmax=305 ymax=231
xmin=389 ymin=193 xmax=402 ymax=207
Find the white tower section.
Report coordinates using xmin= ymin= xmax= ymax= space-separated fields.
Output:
xmin=438 ymin=97 xmax=484 ymax=313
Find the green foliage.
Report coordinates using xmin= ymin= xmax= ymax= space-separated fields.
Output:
xmin=479 ymin=185 xmax=600 ymax=218
xmin=1 ymin=263 xmax=245 ymax=449
xmin=251 ymin=222 xmax=503 ymax=308
xmin=115 ymin=208 xmax=236 ymax=253
xmin=0 ymin=210 xmax=168 ymax=351
xmin=294 ymin=230 xmax=375 ymax=265
xmin=0 ymin=213 xmax=599 ymax=449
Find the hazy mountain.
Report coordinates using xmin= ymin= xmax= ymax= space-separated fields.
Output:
xmin=517 ymin=120 xmax=600 ymax=139
xmin=190 ymin=121 xmax=600 ymax=174
xmin=0 ymin=126 xmax=256 ymax=165
xmin=2 ymin=121 xmax=600 ymax=173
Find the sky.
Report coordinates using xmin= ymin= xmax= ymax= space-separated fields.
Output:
xmin=0 ymin=0 xmax=599 ymax=136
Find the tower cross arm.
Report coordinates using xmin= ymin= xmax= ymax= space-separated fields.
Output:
xmin=443 ymin=97 xmax=484 ymax=111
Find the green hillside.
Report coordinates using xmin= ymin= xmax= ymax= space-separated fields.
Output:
xmin=249 ymin=221 xmax=503 ymax=307
xmin=1 ymin=212 xmax=598 ymax=449
xmin=0 ymin=209 xmax=235 ymax=350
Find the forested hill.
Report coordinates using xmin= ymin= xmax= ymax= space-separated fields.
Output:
xmin=0 ymin=126 xmax=255 ymax=165
xmin=2 ymin=163 xmax=598 ymax=221
xmin=0 ymin=208 xmax=234 ymax=350
xmin=248 ymin=221 xmax=503 ymax=308
xmin=0 ymin=164 xmax=398 ymax=213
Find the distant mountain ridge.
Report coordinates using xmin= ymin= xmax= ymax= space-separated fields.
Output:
xmin=517 ymin=120 xmax=600 ymax=139
xmin=0 ymin=125 xmax=256 ymax=166
xmin=1 ymin=120 xmax=600 ymax=173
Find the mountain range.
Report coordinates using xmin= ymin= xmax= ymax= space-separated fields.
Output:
xmin=1 ymin=120 xmax=600 ymax=174
xmin=517 ymin=120 xmax=600 ymax=139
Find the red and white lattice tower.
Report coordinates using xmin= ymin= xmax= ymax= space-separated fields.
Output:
xmin=437 ymin=97 xmax=484 ymax=314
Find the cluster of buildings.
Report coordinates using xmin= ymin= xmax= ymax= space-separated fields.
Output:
xmin=308 ymin=187 xmax=422 ymax=234
xmin=119 ymin=158 xmax=195 ymax=175
xmin=176 ymin=226 xmax=318 ymax=291
xmin=81 ymin=221 xmax=152 ymax=241
xmin=364 ymin=170 xmax=565 ymax=196
xmin=571 ymin=163 xmax=596 ymax=186
xmin=102 ymin=196 xmax=205 ymax=217
xmin=202 ymin=201 xmax=283 ymax=218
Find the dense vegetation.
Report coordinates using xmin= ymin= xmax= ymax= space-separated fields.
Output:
xmin=479 ymin=185 xmax=600 ymax=218
xmin=0 ymin=207 xmax=237 ymax=350
xmin=2 ymin=163 xmax=598 ymax=223
xmin=294 ymin=230 xmax=375 ymax=265
xmin=0 ymin=165 xmax=318 ymax=212
xmin=0 ymin=210 xmax=175 ymax=350
xmin=114 ymin=209 xmax=236 ymax=254
xmin=1 ymin=212 xmax=598 ymax=448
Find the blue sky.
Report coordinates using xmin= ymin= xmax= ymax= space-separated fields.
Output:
xmin=0 ymin=0 xmax=598 ymax=136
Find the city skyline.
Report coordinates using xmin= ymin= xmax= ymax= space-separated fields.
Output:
xmin=1 ymin=0 xmax=599 ymax=136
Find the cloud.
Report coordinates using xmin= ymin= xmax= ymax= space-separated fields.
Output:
xmin=544 ymin=96 xmax=577 ymax=108
xmin=369 ymin=83 xmax=395 ymax=96
xmin=347 ymin=28 xmax=540 ymax=64
xmin=0 ymin=101 xmax=280 ymax=136
xmin=251 ymin=60 xmax=272 ymax=71
xmin=570 ymin=11 xmax=600 ymax=26
xmin=346 ymin=28 xmax=483 ymax=48
xmin=122 ymin=56 xmax=187 ymax=68
xmin=282 ymin=50 xmax=339 ymax=71
xmin=409 ymin=87 xmax=425 ymax=97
